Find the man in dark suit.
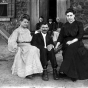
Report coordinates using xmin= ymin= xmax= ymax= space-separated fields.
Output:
xmin=32 ymin=23 xmax=58 ymax=81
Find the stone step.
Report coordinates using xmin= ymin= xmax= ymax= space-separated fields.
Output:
xmin=0 ymin=26 xmax=10 ymax=41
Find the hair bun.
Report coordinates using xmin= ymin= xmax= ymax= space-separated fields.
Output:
xmin=19 ymin=14 xmax=30 ymax=21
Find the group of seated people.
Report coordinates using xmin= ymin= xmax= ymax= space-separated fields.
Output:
xmin=8 ymin=14 xmax=61 ymax=81
xmin=8 ymin=8 xmax=88 ymax=82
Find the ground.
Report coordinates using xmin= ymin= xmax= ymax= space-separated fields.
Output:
xmin=0 ymin=37 xmax=88 ymax=88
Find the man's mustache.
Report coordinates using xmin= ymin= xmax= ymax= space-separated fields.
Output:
xmin=42 ymin=30 xmax=48 ymax=31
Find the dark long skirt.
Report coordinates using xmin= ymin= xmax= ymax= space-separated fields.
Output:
xmin=59 ymin=41 xmax=88 ymax=80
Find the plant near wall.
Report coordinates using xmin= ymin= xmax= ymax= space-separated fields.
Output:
xmin=7 ymin=19 xmax=19 ymax=34
xmin=16 ymin=0 xmax=27 ymax=18
xmin=71 ymin=0 xmax=88 ymax=26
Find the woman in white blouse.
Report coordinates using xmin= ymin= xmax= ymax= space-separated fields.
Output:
xmin=8 ymin=14 xmax=43 ymax=79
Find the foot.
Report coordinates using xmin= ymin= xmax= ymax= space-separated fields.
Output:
xmin=71 ymin=78 xmax=77 ymax=82
xmin=53 ymin=69 xmax=59 ymax=80
xmin=59 ymin=72 xmax=67 ymax=78
xmin=26 ymin=75 xmax=33 ymax=79
xmin=42 ymin=69 xmax=49 ymax=81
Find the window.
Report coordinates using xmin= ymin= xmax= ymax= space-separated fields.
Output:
xmin=0 ymin=0 xmax=15 ymax=18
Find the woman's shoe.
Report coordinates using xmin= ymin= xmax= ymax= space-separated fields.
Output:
xmin=26 ymin=75 xmax=33 ymax=79
xmin=59 ymin=72 xmax=67 ymax=78
xmin=71 ymin=78 xmax=77 ymax=82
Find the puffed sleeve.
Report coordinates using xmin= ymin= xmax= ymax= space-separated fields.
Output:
xmin=8 ymin=30 xmax=18 ymax=52
xmin=57 ymin=27 xmax=64 ymax=43
xmin=77 ymin=21 xmax=84 ymax=40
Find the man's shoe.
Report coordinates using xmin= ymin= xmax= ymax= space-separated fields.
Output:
xmin=53 ymin=68 xmax=59 ymax=80
xmin=42 ymin=69 xmax=49 ymax=81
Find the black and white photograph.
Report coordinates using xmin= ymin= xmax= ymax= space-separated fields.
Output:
xmin=1 ymin=0 xmax=88 ymax=88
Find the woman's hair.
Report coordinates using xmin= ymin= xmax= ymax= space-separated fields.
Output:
xmin=65 ymin=8 xmax=76 ymax=15
xmin=19 ymin=14 xmax=30 ymax=21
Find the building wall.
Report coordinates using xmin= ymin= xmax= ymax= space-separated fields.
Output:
xmin=15 ymin=0 xmax=39 ymax=31
xmin=0 ymin=0 xmax=71 ymax=33
xmin=1 ymin=0 xmax=88 ymax=37
xmin=15 ymin=0 xmax=69 ymax=31
xmin=15 ymin=0 xmax=28 ymax=18
xmin=5 ymin=0 xmax=88 ymax=30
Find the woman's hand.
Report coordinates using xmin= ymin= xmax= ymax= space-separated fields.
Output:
xmin=66 ymin=41 xmax=73 ymax=45
xmin=55 ymin=42 xmax=60 ymax=49
xmin=66 ymin=38 xmax=78 ymax=45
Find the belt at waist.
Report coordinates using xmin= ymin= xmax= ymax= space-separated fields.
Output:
xmin=17 ymin=42 xmax=30 ymax=43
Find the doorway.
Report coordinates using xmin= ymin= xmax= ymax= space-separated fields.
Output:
xmin=48 ymin=0 xmax=56 ymax=22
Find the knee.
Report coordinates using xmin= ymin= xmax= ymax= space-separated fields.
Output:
xmin=40 ymin=48 xmax=47 ymax=53
xmin=32 ymin=46 xmax=40 ymax=53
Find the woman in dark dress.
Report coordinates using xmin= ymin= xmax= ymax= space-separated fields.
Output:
xmin=55 ymin=8 xmax=88 ymax=81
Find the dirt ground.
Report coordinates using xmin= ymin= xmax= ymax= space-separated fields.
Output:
xmin=0 ymin=38 xmax=88 ymax=88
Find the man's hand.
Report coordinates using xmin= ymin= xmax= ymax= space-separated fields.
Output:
xmin=56 ymin=28 xmax=61 ymax=33
xmin=47 ymin=44 xmax=54 ymax=51
xmin=35 ymin=29 xmax=42 ymax=34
